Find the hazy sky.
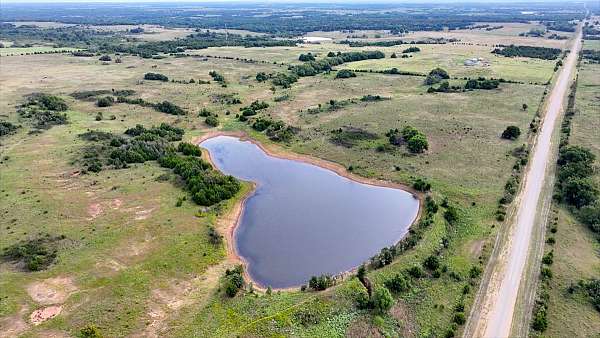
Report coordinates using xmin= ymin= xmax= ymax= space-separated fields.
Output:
xmin=0 ymin=0 xmax=577 ymax=3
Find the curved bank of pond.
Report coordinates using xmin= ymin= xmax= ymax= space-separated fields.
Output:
xmin=200 ymin=135 xmax=420 ymax=289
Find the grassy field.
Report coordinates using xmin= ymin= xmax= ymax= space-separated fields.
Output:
xmin=0 ymin=24 xmax=575 ymax=337
xmin=544 ymin=43 xmax=600 ymax=337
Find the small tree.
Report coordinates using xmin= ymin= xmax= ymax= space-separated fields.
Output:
xmin=423 ymin=255 xmax=440 ymax=270
xmin=501 ymin=126 xmax=521 ymax=140
xmin=407 ymin=134 xmax=428 ymax=153
xmin=522 ymin=103 xmax=528 ymax=111
xmin=256 ymin=72 xmax=269 ymax=82
xmin=371 ymin=286 xmax=394 ymax=314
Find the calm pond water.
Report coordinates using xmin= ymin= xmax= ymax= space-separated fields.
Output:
xmin=200 ymin=136 xmax=420 ymax=288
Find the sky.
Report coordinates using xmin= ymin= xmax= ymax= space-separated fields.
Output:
xmin=0 ymin=0 xmax=578 ymax=3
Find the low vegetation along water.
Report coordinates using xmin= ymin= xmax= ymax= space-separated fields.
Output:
xmin=200 ymin=136 xmax=420 ymax=288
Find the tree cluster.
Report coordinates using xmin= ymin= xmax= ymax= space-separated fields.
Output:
xmin=492 ymin=45 xmax=561 ymax=60
xmin=386 ymin=126 xmax=429 ymax=153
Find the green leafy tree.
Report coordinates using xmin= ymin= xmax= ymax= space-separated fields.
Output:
xmin=371 ymin=286 xmax=394 ymax=314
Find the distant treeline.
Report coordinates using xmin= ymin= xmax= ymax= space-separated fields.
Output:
xmin=582 ymin=49 xmax=600 ymax=63
xmin=0 ymin=2 xmax=585 ymax=35
xmin=492 ymin=45 xmax=561 ymax=60
xmin=105 ymin=31 xmax=299 ymax=58
xmin=338 ymin=38 xmax=457 ymax=47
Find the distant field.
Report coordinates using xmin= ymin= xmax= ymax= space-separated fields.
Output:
xmin=339 ymin=43 xmax=556 ymax=84
xmin=584 ymin=39 xmax=600 ymax=51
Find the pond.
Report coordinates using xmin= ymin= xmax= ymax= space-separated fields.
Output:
xmin=200 ymin=136 xmax=420 ymax=289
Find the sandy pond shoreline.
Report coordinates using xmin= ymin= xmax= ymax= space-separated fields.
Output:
xmin=192 ymin=131 xmax=423 ymax=291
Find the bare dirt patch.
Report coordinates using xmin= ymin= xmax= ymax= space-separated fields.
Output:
xmin=469 ymin=239 xmax=486 ymax=259
xmin=390 ymin=301 xmax=417 ymax=338
xmin=0 ymin=305 xmax=29 ymax=338
xmin=30 ymin=305 xmax=62 ymax=325
xmin=134 ymin=207 xmax=155 ymax=220
xmin=87 ymin=203 xmax=103 ymax=220
xmin=26 ymin=276 xmax=77 ymax=305
xmin=346 ymin=318 xmax=384 ymax=338
xmin=134 ymin=262 xmax=231 ymax=338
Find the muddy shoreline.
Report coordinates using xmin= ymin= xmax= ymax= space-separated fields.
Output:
xmin=192 ymin=131 xmax=423 ymax=291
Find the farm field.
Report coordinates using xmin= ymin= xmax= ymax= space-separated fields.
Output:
xmin=0 ymin=2 xmax=596 ymax=338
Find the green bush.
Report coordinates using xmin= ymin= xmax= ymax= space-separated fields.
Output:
xmin=96 ymin=96 xmax=114 ymax=107
xmin=371 ymin=286 xmax=394 ymax=314
xmin=223 ymin=265 xmax=245 ymax=297
xmin=79 ymin=325 xmax=104 ymax=338
xmin=423 ymin=255 xmax=440 ymax=270
xmin=335 ymin=69 xmax=356 ymax=79
xmin=1 ymin=235 xmax=62 ymax=271
xmin=177 ymin=142 xmax=202 ymax=156
xmin=384 ymin=273 xmax=410 ymax=293
xmin=308 ymin=274 xmax=333 ymax=291
xmin=144 ymin=72 xmax=168 ymax=81
xmin=413 ymin=178 xmax=431 ymax=191
xmin=205 ymin=115 xmax=219 ymax=127
xmin=501 ymin=126 xmax=521 ymax=140
xmin=453 ymin=312 xmax=466 ymax=325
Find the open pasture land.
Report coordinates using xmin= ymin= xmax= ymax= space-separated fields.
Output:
xmin=0 ymin=14 xmax=580 ymax=338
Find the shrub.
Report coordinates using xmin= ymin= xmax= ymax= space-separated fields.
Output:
xmin=299 ymin=53 xmax=315 ymax=61
xmin=99 ymin=55 xmax=111 ymax=61
xmin=0 ymin=121 xmax=19 ymax=137
xmin=469 ymin=265 xmax=482 ymax=278
xmin=541 ymin=267 xmax=553 ymax=280
xmin=1 ymin=235 xmax=62 ymax=271
xmin=144 ymin=72 xmax=169 ymax=81
xmin=335 ymin=69 xmax=356 ymax=79
xmin=209 ymin=70 xmax=226 ymax=83
xmin=207 ymin=225 xmax=223 ymax=245
xmin=385 ymin=273 xmax=410 ymax=293
xmin=80 ymin=325 xmax=103 ymax=338
xmin=308 ymin=274 xmax=333 ymax=291
xmin=256 ymin=72 xmax=269 ymax=82
xmin=423 ymin=255 xmax=440 ymax=270
xmin=532 ymin=308 xmax=548 ymax=331
xmin=177 ymin=142 xmax=202 ymax=156
xmin=402 ymin=46 xmax=420 ymax=53
xmin=501 ymin=126 xmax=521 ymax=140
xmin=96 ymin=96 xmax=114 ymax=107
xmin=425 ymin=196 xmax=438 ymax=214
xmin=154 ymin=101 xmax=186 ymax=115
xmin=223 ymin=265 xmax=245 ymax=297
xmin=413 ymin=178 xmax=431 ymax=191
xmin=205 ymin=115 xmax=219 ymax=127
xmin=371 ymin=286 xmax=394 ymax=314
xmin=407 ymin=265 xmax=424 ymax=278
xmin=453 ymin=312 xmax=466 ymax=325
xmin=444 ymin=204 xmax=459 ymax=224
xmin=27 ymin=93 xmax=68 ymax=111
xmin=424 ymin=67 xmax=449 ymax=85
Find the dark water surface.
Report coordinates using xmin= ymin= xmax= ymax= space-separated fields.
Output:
xmin=200 ymin=136 xmax=420 ymax=288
